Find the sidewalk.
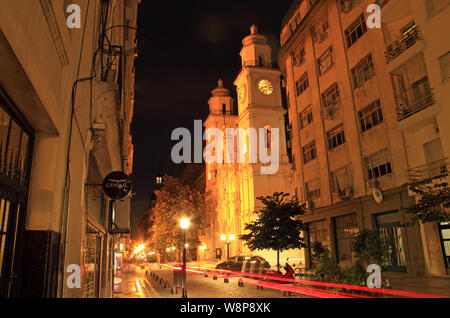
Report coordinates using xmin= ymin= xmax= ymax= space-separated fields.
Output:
xmin=383 ymin=273 xmax=450 ymax=297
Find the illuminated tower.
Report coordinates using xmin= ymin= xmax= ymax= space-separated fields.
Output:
xmin=233 ymin=25 xmax=293 ymax=254
xmin=203 ymin=79 xmax=240 ymax=260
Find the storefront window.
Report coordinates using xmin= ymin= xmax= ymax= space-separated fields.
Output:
xmin=334 ymin=214 xmax=358 ymax=267
xmin=375 ymin=211 xmax=407 ymax=272
xmin=83 ymin=224 xmax=103 ymax=298
xmin=439 ymin=222 xmax=450 ymax=270
xmin=0 ymin=97 xmax=33 ymax=297
xmin=308 ymin=219 xmax=330 ymax=247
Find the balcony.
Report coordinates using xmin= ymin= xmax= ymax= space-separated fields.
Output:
xmin=408 ymin=158 xmax=449 ymax=183
xmin=395 ymin=84 xmax=435 ymax=121
xmin=385 ymin=26 xmax=420 ymax=64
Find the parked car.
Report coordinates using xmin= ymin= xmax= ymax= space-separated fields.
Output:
xmin=215 ymin=255 xmax=270 ymax=272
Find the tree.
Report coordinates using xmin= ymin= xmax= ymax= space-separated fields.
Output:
xmin=309 ymin=241 xmax=342 ymax=282
xmin=403 ymin=178 xmax=450 ymax=226
xmin=239 ymin=192 xmax=307 ymax=272
xmin=352 ymin=229 xmax=391 ymax=266
xmin=149 ymin=176 xmax=204 ymax=262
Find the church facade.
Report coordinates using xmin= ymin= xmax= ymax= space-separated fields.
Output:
xmin=201 ymin=26 xmax=304 ymax=267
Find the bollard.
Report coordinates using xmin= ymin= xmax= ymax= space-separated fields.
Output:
xmin=257 ymin=281 xmax=264 ymax=290
xmin=213 ymin=275 xmax=217 ymax=280
xmin=224 ymin=276 xmax=229 ymax=283
xmin=238 ymin=278 xmax=244 ymax=287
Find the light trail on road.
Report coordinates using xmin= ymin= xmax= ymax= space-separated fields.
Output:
xmin=163 ymin=264 xmax=448 ymax=298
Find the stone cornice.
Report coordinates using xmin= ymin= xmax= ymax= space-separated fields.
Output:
xmin=39 ymin=0 xmax=69 ymax=66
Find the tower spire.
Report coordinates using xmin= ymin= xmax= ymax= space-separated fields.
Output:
xmin=250 ymin=24 xmax=258 ymax=35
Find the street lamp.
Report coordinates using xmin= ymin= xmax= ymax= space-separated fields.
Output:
xmin=180 ymin=218 xmax=190 ymax=298
xmin=221 ymin=234 xmax=235 ymax=259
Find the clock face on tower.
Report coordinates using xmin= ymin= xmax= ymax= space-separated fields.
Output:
xmin=257 ymin=79 xmax=274 ymax=95
xmin=238 ymin=84 xmax=247 ymax=102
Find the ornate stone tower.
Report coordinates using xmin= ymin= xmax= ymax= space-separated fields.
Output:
xmin=233 ymin=25 xmax=293 ymax=254
xmin=203 ymin=79 xmax=241 ymax=260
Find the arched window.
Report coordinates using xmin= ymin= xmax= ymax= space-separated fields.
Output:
xmin=264 ymin=126 xmax=272 ymax=150
xmin=258 ymin=56 xmax=264 ymax=67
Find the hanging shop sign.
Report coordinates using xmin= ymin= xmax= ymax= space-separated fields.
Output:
xmin=102 ymin=171 xmax=132 ymax=200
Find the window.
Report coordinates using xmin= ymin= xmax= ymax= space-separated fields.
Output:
xmin=308 ymin=219 xmax=329 ymax=248
xmin=330 ymin=165 xmax=352 ymax=194
xmin=351 ymin=54 xmax=375 ymax=89
xmin=83 ymin=224 xmax=103 ymax=298
xmin=0 ymin=94 xmax=33 ymax=296
xmin=439 ymin=51 xmax=450 ymax=82
xmin=375 ymin=211 xmax=407 ymax=271
xmin=302 ymin=141 xmax=317 ymax=164
xmin=293 ymin=46 xmax=306 ymax=66
xmin=334 ymin=214 xmax=359 ymax=265
xmin=322 ymin=82 xmax=340 ymax=110
xmin=311 ymin=17 xmax=329 ymax=43
xmin=345 ymin=13 xmax=367 ymax=48
xmin=359 ymin=99 xmax=383 ymax=132
xmin=365 ymin=149 xmax=392 ymax=181
xmin=296 ymin=72 xmax=309 ymax=96
xmin=327 ymin=124 xmax=345 ymax=150
xmin=317 ymin=47 xmax=334 ymax=75
xmin=289 ymin=13 xmax=301 ymax=33
xmin=263 ymin=126 xmax=272 ymax=150
xmin=306 ymin=178 xmax=321 ymax=201
xmin=423 ymin=138 xmax=447 ymax=178
xmin=300 ymin=106 xmax=313 ymax=129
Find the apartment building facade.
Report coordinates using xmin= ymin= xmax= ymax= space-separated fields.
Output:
xmin=278 ymin=0 xmax=449 ymax=277
xmin=0 ymin=0 xmax=139 ymax=297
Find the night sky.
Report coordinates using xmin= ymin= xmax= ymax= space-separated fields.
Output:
xmin=130 ymin=0 xmax=294 ymax=229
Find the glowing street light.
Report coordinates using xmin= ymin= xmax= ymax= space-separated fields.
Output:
xmin=180 ymin=218 xmax=190 ymax=298
xmin=180 ymin=218 xmax=190 ymax=229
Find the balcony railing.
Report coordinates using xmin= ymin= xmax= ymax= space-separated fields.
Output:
xmin=408 ymin=158 xmax=449 ymax=182
xmin=395 ymin=86 xmax=435 ymax=121
xmin=385 ymin=26 xmax=420 ymax=64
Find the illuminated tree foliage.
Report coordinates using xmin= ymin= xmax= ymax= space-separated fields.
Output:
xmin=149 ymin=176 xmax=204 ymax=261
xmin=403 ymin=179 xmax=450 ymax=226
xmin=240 ymin=192 xmax=307 ymax=271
